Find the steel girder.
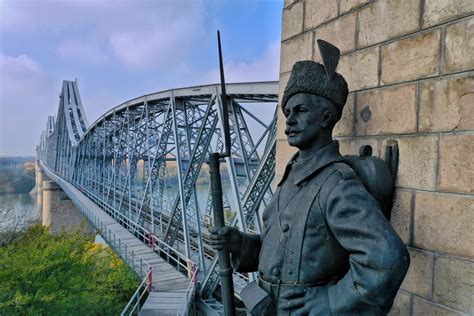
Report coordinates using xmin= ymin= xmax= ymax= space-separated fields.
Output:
xmin=39 ymin=80 xmax=278 ymax=301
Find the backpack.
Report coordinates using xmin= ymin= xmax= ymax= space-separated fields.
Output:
xmin=343 ymin=144 xmax=399 ymax=220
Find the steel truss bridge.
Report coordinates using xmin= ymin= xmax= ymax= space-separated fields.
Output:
xmin=39 ymin=80 xmax=278 ymax=313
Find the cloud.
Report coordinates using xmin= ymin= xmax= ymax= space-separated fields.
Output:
xmin=56 ymin=39 xmax=108 ymax=64
xmin=0 ymin=53 xmax=58 ymax=156
xmin=109 ymin=15 xmax=204 ymax=68
xmin=203 ymin=41 xmax=280 ymax=83
xmin=2 ymin=0 xmax=207 ymax=69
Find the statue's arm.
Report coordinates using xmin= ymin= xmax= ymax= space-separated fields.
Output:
xmin=323 ymin=177 xmax=410 ymax=314
xmin=231 ymin=232 xmax=261 ymax=273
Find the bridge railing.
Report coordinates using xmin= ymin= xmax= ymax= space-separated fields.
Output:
xmin=121 ymin=267 xmax=153 ymax=316
xmin=77 ymin=180 xmax=198 ymax=313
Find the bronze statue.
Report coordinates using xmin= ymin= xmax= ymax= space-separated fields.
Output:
xmin=210 ymin=40 xmax=409 ymax=315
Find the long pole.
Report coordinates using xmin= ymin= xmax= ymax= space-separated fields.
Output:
xmin=209 ymin=153 xmax=236 ymax=315
xmin=208 ymin=30 xmax=236 ymax=316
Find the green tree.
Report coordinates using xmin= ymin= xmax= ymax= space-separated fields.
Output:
xmin=0 ymin=225 xmax=138 ymax=315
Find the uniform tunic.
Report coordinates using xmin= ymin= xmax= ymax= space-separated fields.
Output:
xmin=233 ymin=141 xmax=409 ymax=315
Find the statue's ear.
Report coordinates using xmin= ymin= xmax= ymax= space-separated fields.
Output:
xmin=321 ymin=107 xmax=335 ymax=129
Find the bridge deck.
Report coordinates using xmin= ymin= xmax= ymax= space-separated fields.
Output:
xmin=40 ymin=163 xmax=191 ymax=315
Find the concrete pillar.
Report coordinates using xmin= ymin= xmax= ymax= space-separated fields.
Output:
xmin=42 ymin=180 xmax=93 ymax=234
xmin=36 ymin=168 xmax=44 ymax=206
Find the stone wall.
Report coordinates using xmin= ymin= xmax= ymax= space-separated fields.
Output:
xmin=278 ymin=1 xmax=473 ymax=314
xmin=42 ymin=180 xmax=94 ymax=235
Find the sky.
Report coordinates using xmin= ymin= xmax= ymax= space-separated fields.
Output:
xmin=0 ymin=0 xmax=282 ymax=156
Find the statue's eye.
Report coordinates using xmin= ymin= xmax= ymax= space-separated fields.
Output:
xmin=298 ymin=106 xmax=307 ymax=112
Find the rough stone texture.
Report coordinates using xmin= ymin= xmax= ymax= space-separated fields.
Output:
xmin=333 ymin=93 xmax=354 ymax=137
xmin=281 ymin=32 xmax=313 ymax=74
xmin=358 ymin=0 xmax=420 ymax=48
xmin=313 ymin=13 xmax=356 ymax=56
xmin=388 ymin=290 xmax=412 ymax=316
xmin=385 ymin=136 xmax=438 ymax=190
xmin=412 ymin=296 xmax=464 ymax=316
xmin=337 ymin=137 xmax=379 ymax=156
xmin=444 ymin=17 xmax=474 ymax=74
xmin=355 ymin=84 xmax=417 ymax=136
xmin=304 ymin=0 xmax=338 ymax=30
xmin=401 ymin=247 xmax=434 ymax=298
xmin=423 ymin=0 xmax=474 ymax=28
xmin=419 ymin=73 xmax=474 ymax=132
xmin=390 ymin=190 xmax=413 ymax=245
xmin=338 ymin=46 xmax=379 ymax=91
xmin=282 ymin=2 xmax=304 ymax=41
xmin=275 ymin=139 xmax=297 ymax=181
xmin=438 ymin=134 xmax=474 ymax=194
xmin=433 ymin=256 xmax=474 ymax=313
xmin=284 ymin=0 xmax=297 ymax=8
xmin=339 ymin=0 xmax=372 ymax=15
xmin=414 ymin=192 xmax=474 ymax=259
xmin=42 ymin=180 xmax=93 ymax=235
xmin=381 ymin=30 xmax=440 ymax=85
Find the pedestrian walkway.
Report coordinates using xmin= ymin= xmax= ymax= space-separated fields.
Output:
xmin=40 ymin=163 xmax=196 ymax=316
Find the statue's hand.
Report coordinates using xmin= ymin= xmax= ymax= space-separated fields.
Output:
xmin=278 ymin=286 xmax=328 ymax=315
xmin=208 ymin=226 xmax=243 ymax=255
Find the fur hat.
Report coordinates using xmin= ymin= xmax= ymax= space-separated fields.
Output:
xmin=281 ymin=60 xmax=349 ymax=116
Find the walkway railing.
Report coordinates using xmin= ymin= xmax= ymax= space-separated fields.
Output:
xmin=40 ymin=162 xmax=197 ymax=315
xmin=121 ymin=268 xmax=153 ymax=316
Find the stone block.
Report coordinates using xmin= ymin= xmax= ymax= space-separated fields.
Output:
xmin=338 ymin=46 xmax=379 ymax=91
xmin=400 ymin=247 xmax=434 ymax=298
xmin=438 ymin=134 xmax=474 ymax=194
xmin=284 ymin=0 xmax=298 ymax=8
xmin=412 ymin=296 xmax=464 ymax=316
xmin=444 ymin=17 xmax=474 ymax=74
xmin=282 ymin=2 xmax=304 ymax=41
xmin=276 ymin=139 xmax=297 ymax=179
xmin=304 ymin=0 xmax=338 ymax=30
xmin=381 ymin=30 xmax=440 ymax=85
xmin=419 ymin=73 xmax=474 ymax=132
xmin=390 ymin=190 xmax=413 ymax=245
xmin=339 ymin=0 xmax=372 ymax=15
xmin=313 ymin=13 xmax=356 ymax=56
xmin=337 ymin=137 xmax=379 ymax=156
xmin=388 ymin=290 xmax=412 ymax=316
xmin=355 ymin=84 xmax=417 ymax=136
xmin=423 ymin=0 xmax=474 ymax=28
xmin=280 ymin=32 xmax=313 ymax=74
xmin=333 ymin=93 xmax=354 ymax=137
xmin=383 ymin=136 xmax=438 ymax=190
xmin=414 ymin=192 xmax=474 ymax=259
xmin=358 ymin=0 xmax=420 ymax=48
xmin=433 ymin=255 xmax=474 ymax=313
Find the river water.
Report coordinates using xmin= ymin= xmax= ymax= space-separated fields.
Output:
xmin=0 ymin=193 xmax=39 ymax=231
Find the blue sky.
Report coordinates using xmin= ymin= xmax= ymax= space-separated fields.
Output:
xmin=0 ymin=0 xmax=282 ymax=156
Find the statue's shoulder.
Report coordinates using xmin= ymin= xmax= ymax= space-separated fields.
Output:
xmin=332 ymin=162 xmax=357 ymax=181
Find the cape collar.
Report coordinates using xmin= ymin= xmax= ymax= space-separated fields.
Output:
xmin=278 ymin=140 xmax=344 ymax=186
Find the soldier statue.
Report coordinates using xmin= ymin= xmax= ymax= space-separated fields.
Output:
xmin=210 ymin=40 xmax=410 ymax=315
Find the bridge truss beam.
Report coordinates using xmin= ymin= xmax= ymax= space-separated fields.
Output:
xmin=39 ymin=81 xmax=279 ymax=303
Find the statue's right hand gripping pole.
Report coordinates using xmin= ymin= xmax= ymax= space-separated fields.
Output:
xmin=209 ymin=153 xmax=236 ymax=316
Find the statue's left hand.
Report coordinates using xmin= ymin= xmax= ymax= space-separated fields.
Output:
xmin=278 ymin=286 xmax=328 ymax=315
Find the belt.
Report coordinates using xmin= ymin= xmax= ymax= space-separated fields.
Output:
xmin=258 ymin=277 xmax=329 ymax=295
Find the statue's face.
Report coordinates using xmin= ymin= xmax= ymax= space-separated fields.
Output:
xmin=284 ymin=93 xmax=328 ymax=150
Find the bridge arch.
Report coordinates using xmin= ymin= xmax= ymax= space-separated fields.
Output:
xmin=39 ymin=80 xmax=279 ymax=302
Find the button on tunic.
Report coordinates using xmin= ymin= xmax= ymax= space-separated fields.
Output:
xmin=232 ymin=141 xmax=410 ymax=315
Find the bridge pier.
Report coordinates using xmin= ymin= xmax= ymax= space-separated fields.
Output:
xmin=42 ymin=180 xmax=93 ymax=234
xmin=35 ymin=165 xmax=45 ymax=207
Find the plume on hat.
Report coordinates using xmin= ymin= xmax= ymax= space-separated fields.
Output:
xmin=281 ymin=40 xmax=349 ymax=116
